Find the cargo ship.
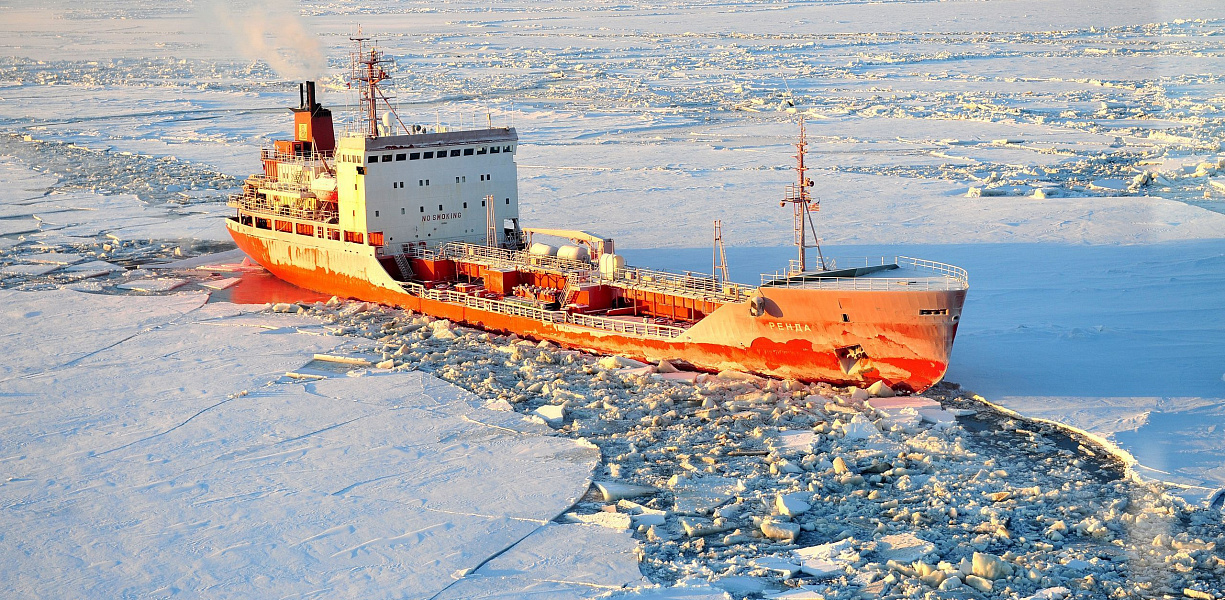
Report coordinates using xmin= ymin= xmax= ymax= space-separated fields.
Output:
xmin=226 ymin=38 xmax=968 ymax=392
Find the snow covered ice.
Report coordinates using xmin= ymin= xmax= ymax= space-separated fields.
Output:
xmin=3 ymin=0 xmax=1225 ymax=598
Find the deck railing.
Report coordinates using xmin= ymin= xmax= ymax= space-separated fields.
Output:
xmin=439 ymin=242 xmax=596 ymax=274
xmin=760 ymin=256 xmax=969 ymax=291
xmin=400 ymin=280 xmax=687 ymax=340
xmin=228 ymin=193 xmax=339 ymax=223
xmin=603 ymin=265 xmax=746 ymax=302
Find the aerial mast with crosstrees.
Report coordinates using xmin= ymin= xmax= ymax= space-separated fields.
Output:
xmin=347 ymin=31 xmax=408 ymax=138
xmin=780 ymin=118 xmax=826 ymax=273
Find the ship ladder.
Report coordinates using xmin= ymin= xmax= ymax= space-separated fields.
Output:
xmin=392 ymin=253 xmax=414 ymax=280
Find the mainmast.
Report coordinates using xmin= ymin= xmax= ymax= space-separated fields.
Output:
xmin=781 ymin=119 xmax=825 ymax=273
xmin=347 ymin=32 xmax=397 ymax=138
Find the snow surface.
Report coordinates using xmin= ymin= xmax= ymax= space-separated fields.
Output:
xmin=0 ymin=289 xmax=610 ymax=598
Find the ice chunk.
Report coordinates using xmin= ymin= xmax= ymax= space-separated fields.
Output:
xmin=867 ymin=380 xmax=894 ymax=397
xmin=200 ymin=277 xmax=241 ymax=290
xmin=711 ymin=576 xmax=769 ymax=596
xmin=767 ymin=586 xmax=830 ymax=599
xmin=775 ymin=493 xmax=811 ymax=517
xmin=771 ymin=430 xmax=816 ymax=453
xmin=681 ymin=517 xmax=733 ymax=537
xmin=751 ymin=556 xmax=802 ymax=578
xmin=594 ymin=481 xmax=659 ymax=502
xmin=533 ymin=404 xmax=565 ymax=426
xmin=598 ymin=355 xmax=647 ymax=369
xmin=116 ymin=278 xmax=187 ymax=292
xmin=841 ymin=413 xmax=877 ymax=440
xmin=760 ymin=518 xmax=800 ymax=542
xmin=964 ymin=574 xmax=993 ymax=593
xmin=876 ymin=532 xmax=935 ymax=563
xmin=1020 ymin=588 xmax=1071 ymax=600
xmin=1 ymin=263 xmax=62 ymax=276
xmin=668 ymin=474 xmax=738 ymax=513
xmin=566 ymin=511 xmax=633 ymax=530
xmin=794 ymin=539 xmax=856 ymax=577
xmin=1060 ymin=558 xmax=1090 ymax=571
xmin=972 ymin=552 xmax=1014 ymax=579
xmin=22 ymin=252 xmax=85 ymax=265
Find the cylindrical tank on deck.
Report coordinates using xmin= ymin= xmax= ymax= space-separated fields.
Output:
xmin=529 ymin=243 xmax=558 ymax=256
xmin=557 ymin=245 xmax=590 ymax=262
xmin=599 ymin=253 xmax=626 ymax=277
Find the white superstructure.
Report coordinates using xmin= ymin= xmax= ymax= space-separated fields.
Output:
xmin=333 ymin=127 xmax=521 ymax=251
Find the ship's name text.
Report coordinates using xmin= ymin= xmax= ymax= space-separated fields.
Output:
xmin=767 ymin=322 xmax=813 ymax=332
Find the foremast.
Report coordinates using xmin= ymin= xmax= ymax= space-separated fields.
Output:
xmin=781 ymin=119 xmax=826 ymax=273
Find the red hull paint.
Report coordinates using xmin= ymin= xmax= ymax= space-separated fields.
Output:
xmin=227 ymin=220 xmax=964 ymax=391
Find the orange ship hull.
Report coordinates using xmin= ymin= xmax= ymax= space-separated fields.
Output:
xmin=227 ymin=220 xmax=964 ymax=392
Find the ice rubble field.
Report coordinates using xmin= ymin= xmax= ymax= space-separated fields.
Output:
xmin=2 ymin=0 xmax=1225 ymax=598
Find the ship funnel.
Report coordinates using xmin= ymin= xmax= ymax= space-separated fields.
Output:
xmin=291 ymin=80 xmax=335 ymax=156
xmin=305 ymin=81 xmax=317 ymax=111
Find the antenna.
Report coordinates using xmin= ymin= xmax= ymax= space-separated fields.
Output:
xmin=347 ymin=30 xmax=410 ymax=138
xmin=713 ymin=219 xmax=729 ymax=283
xmin=780 ymin=118 xmax=826 ymax=273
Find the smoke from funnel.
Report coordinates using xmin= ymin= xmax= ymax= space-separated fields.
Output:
xmin=196 ymin=0 xmax=326 ymax=81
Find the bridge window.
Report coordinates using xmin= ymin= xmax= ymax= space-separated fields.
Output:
xmin=504 ymin=145 xmax=512 ymax=153
xmin=464 ymin=148 xmax=474 ymax=156
xmin=344 ymin=231 xmax=364 ymax=244
xmin=381 ymin=155 xmax=392 ymax=162
xmin=410 ymin=152 xmax=420 ymax=160
xmin=368 ymin=155 xmax=377 ymax=164
xmin=490 ymin=146 xmax=500 ymax=154
xmin=423 ymin=151 xmax=434 ymax=159
xmin=396 ymin=153 xmax=406 ymax=161
xmin=450 ymin=149 xmax=461 ymax=157
xmin=476 ymin=147 xmax=487 ymax=155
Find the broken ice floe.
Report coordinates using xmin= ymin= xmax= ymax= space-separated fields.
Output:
xmin=282 ymin=294 xmax=1225 ymax=598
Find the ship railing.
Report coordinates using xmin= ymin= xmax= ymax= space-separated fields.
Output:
xmin=439 ymin=242 xmax=596 ymax=274
xmin=759 ymin=256 xmax=969 ymax=291
xmin=601 ymin=266 xmax=746 ymax=303
xmin=567 ymin=312 xmax=686 ymax=339
xmin=244 ymin=176 xmax=322 ymax=197
xmin=228 ymin=193 xmax=339 ymax=223
xmin=260 ymin=147 xmax=332 ymax=169
xmin=400 ymin=281 xmax=686 ymax=340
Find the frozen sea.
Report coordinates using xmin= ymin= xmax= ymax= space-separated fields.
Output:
xmin=2 ymin=0 xmax=1224 ymax=598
